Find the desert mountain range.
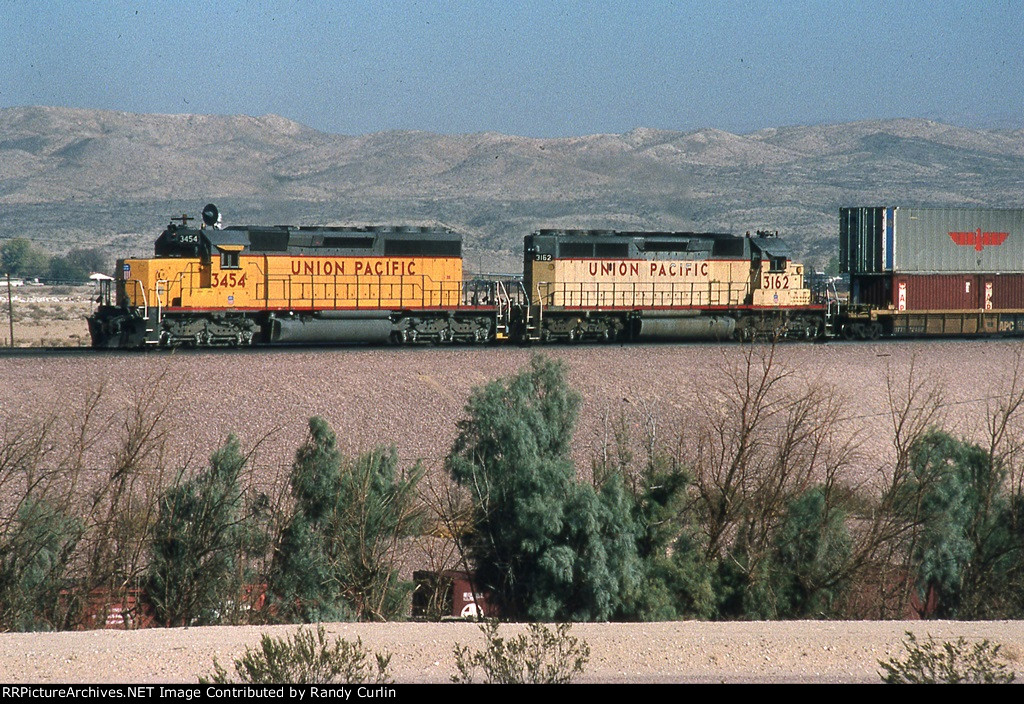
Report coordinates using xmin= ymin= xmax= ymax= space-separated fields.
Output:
xmin=2 ymin=105 xmax=1023 ymax=272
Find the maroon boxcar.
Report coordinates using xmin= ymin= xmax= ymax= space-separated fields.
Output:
xmin=412 ymin=570 xmax=498 ymax=620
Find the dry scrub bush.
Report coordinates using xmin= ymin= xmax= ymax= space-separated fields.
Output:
xmin=452 ymin=621 xmax=590 ymax=684
xmin=680 ymin=343 xmax=858 ymax=617
xmin=0 ymin=409 xmax=82 ymax=629
xmin=879 ymin=631 xmax=1015 ymax=684
xmin=204 ymin=624 xmax=392 ymax=685
xmin=848 ymin=348 xmax=1024 ymax=619
xmin=834 ymin=357 xmax=947 ymax=619
xmin=0 ymin=372 xmax=185 ymax=629
xmin=415 ymin=470 xmax=476 ymax=619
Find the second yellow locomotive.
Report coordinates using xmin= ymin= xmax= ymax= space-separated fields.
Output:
xmin=521 ymin=228 xmax=818 ymax=341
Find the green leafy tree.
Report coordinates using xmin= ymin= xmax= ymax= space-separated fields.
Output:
xmin=1 ymin=238 xmax=50 ymax=278
xmin=770 ymin=486 xmax=852 ymax=617
xmin=270 ymin=417 xmax=424 ymax=622
xmin=903 ymin=430 xmax=1022 ymax=618
xmin=148 ymin=436 xmax=261 ymax=626
xmin=48 ymin=248 xmax=107 ymax=282
xmin=619 ymin=456 xmax=715 ymax=621
xmin=447 ymin=355 xmax=641 ymax=621
xmin=637 ymin=531 xmax=717 ymax=621
xmin=0 ymin=498 xmax=82 ymax=631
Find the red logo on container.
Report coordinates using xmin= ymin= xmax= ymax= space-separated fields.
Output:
xmin=949 ymin=228 xmax=1009 ymax=252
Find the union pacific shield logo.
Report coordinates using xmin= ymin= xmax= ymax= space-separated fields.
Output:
xmin=949 ymin=228 xmax=1009 ymax=252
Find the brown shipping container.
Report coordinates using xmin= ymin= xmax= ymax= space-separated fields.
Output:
xmin=865 ymin=274 xmax=1024 ymax=311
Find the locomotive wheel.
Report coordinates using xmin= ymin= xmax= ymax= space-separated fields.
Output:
xmin=842 ymin=324 xmax=857 ymax=340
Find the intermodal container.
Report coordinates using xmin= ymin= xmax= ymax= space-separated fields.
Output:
xmin=841 ymin=207 xmax=1024 ymax=275
xmin=852 ymin=273 xmax=1024 ymax=311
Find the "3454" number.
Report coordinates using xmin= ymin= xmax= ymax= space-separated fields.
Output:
xmin=211 ymin=272 xmax=247 ymax=288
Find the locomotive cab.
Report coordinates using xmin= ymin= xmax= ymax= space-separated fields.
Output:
xmin=748 ymin=233 xmax=811 ymax=308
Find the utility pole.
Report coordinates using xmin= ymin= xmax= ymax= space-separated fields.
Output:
xmin=5 ymin=273 xmax=13 ymax=347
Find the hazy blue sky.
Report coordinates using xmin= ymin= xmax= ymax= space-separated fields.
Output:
xmin=1 ymin=0 xmax=1021 ymax=137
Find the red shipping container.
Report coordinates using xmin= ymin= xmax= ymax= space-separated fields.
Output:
xmin=894 ymin=275 xmax=980 ymax=311
xmin=990 ymin=274 xmax=1024 ymax=309
xmin=854 ymin=274 xmax=1024 ymax=312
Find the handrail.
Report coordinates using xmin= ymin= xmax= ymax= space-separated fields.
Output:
xmin=257 ymin=273 xmax=464 ymax=310
xmin=124 ymin=279 xmax=148 ymax=318
xmin=154 ymin=279 xmax=168 ymax=323
xmin=533 ymin=280 xmax=752 ymax=308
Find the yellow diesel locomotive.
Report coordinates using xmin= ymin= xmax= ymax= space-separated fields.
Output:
xmin=89 ymin=205 xmax=507 ymax=347
xmin=520 ymin=228 xmax=820 ymax=341
xmin=89 ymin=206 xmax=821 ymax=347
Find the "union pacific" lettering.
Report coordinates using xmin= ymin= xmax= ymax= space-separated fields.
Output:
xmin=290 ymin=260 xmax=417 ymax=276
xmin=587 ymin=261 xmax=710 ymax=277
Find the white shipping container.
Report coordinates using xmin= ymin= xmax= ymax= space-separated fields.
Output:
xmin=841 ymin=207 xmax=1024 ymax=274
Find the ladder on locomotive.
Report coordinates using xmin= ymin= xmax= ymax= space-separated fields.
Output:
xmin=823 ymin=277 xmax=841 ymax=337
xmin=492 ymin=279 xmax=537 ymax=341
xmin=524 ymin=301 xmax=542 ymax=341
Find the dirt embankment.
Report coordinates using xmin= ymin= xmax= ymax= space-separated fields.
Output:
xmin=3 ymin=340 xmax=1024 ymax=683
xmin=2 ymin=620 xmax=1023 ymax=684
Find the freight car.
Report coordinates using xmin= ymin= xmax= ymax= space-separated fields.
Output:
xmin=839 ymin=207 xmax=1024 ymax=337
xmin=87 ymin=205 xmax=821 ymax=348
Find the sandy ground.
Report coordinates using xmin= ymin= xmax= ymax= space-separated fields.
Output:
xmin=0 ymin=286 xmax=93 ymax=348
xmin=3 ymin=318 xmax=1024 ymax=685
xmin=1 ymin=620 xmax=1023 ymax=684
